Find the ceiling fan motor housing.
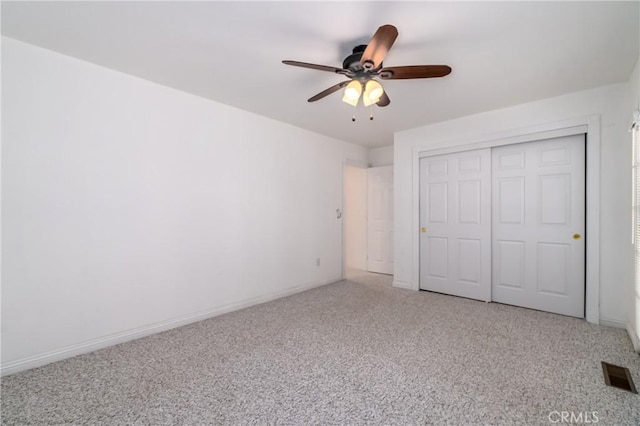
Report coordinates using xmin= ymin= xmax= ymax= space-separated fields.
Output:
xmin=343 ymin=45 xmax=381 ymax=81
xmin=343 ymin=45 xmax=369 ymax=72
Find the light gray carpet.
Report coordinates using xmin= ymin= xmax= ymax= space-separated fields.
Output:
xmin=2 ymin=272 xmax=640 ymax=425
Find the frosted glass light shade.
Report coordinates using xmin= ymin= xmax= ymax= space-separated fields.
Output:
xmin=342 ymin=81 xmax=362 ymax=107
xmin=363 ymin=80 xmax=384 ymax=107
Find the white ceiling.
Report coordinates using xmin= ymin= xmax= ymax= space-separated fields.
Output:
xmin=2 ymin=1 xmax=638 ymax=148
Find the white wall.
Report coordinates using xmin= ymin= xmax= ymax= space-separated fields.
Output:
xmin=1 ymin=37 xmax=368 ymax=374
xmin=394 ymin=83 xmax=632 ymax=327
xmin=370 ymin=145 xmax=393 ymax=166
xmin=343 ymin=165 xmax=367 ymax=271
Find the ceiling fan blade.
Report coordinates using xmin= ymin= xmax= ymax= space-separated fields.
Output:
xmin=283 ymin=60 xmax=347 ymax=75
xmin=379 ymin=65 xmax=452 ymax=80
xmin=360 ymin=25 xmax=399 ymax=70
xmin=307 ymin=81 xmax=351 ymax=102
xmin=376 ymin=91 xmax=390 ymax=107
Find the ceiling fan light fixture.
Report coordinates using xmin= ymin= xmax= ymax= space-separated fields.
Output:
xmin=342 ymin=80 xmax=362 ymax=106
xmin=283 ymin=24 xmax=451 ymax=108
xmin=363 ymin=80 xmax=384 ymax=106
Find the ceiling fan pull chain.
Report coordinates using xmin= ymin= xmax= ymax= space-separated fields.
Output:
xmin=370 ymin=108 xmax=374 ymax=121
xmin=352 ymin=115 xmax=356 ymax=122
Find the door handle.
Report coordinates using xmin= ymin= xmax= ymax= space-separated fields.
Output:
xmin=573 ymin=234 xmax=581 ymax=240
xmin=421 ymin=227 xmax=427 ymax=233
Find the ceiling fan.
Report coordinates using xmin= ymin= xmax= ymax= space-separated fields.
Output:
xmin=282 ymin=24 xmax=452 ymax=108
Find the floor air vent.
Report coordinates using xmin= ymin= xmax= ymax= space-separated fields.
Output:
xmin=601 ymin=362 xmax=637 ymax=393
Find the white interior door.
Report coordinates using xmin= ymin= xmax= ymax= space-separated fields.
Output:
xmin=419 ymin=149 xmax=491 ymax=301
xmin=367 ymin=166 xmax=393 ymax=274
xmin=492 ymin=135 xmax=585 ymax=318
xmin=343 ymin=165 xmax=368 ymax=272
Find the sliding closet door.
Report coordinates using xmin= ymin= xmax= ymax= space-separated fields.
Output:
xmin=419 ymin=149 xmax=491 ymax=301
xmin=492 ymin=135 xmax=585 ymax=318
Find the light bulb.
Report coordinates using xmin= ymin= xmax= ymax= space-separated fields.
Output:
xmin=363 ymin=80 xmax=384 ymax=107
xmin=369 ymin=87 xmax=383 ymax=100
xmin=342 ymin=81 xmax=362 ymax=107
xmin=345 ymin=88 xmax=360 ymax=100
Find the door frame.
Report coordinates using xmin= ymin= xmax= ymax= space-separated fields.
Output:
xmin=410 ymin=115 xmax=600 ymax=323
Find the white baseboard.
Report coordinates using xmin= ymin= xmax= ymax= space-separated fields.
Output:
xmin=599 ymin=317 xmax=626 ymax=329
xmin=392 ymin=280 xmax=416 ymax=290
xmin=626 ymin=322 xmax=640 ymax=353
xmin=1 ymin=276 xmax=341 ymax=377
